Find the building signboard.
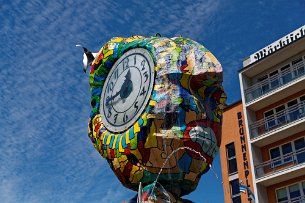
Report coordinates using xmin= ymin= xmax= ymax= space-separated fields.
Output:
xmin=249 ymin=25 xmax=305 ymax=65
xmin=237 ymin=112 xmax=253 ymax=202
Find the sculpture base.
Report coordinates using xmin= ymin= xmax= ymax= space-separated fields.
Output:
xmin=125 ymin=182 xmax=194 ymax=203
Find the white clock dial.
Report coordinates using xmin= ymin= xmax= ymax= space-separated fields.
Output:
xmin=100 ymin=48 xmax=155 ymax=132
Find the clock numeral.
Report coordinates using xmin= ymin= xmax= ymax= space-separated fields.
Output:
xmin=123 ymin=58 xmax=129 ymax=70
xmin=143 ymin=71 xmax=148 ymax=83
xmin=105 ymin=96 xmax=111 ymax=106
xmin=107 ymin=108 xmax=112 ymax=118
xmin=140 ymin=86 xmax=147 ymax=96
xmin=114 ymin=68 xmax=119 ymax=80
xmin=134 ymin=101 xmax=139 ymax=112
xmin=123 ymin=113 xmax=128 ymax=123
xmin=141 ymin=60 xmax=146 ymax=70
xmin=134 ymin=55 xmax=136 ymax=65
xmin=107 ymin=82 xmax=114 ymax=93
xmin=114 ymin=113 xmax=118 ymax=124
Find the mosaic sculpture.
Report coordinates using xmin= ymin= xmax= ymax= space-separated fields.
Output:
xmin=86 ymin=35 xmax=226 ymax=202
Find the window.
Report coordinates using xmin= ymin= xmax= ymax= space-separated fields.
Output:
xmin=281 ymin=64 xmax=292 ymax=84
xmin=263 ymin=95 xmax=305 ymax=131
xmin=270 ymin=137 xmax=305 ymax=168
xmin=270 ymin=143 xmax=293 ymax=168
xmin=265 ymin=110 xmax=276 ymax=129
xmin=258 ymin=75 xmax=269 ymax=94
xmin=270 ymin=147 xmax=282 ymax=167
xmin=294 ymin=138 xmax=305 ymax=164
xmin=289 ymin=184 xmax=301 ymax=200
xmin=270 ymin=70 xmax=279 ymax=89
xmin=300 ymin=96 xmax=305 ymax=118
xmin=230 ymin=179 xmax=241 ymax=203
xmin=287 ymin=99 xmax=298 ymax=122
xmin=226 ymin=143 xmax=238 ymax=175
xmin=292 ymin=57 xmax=305 ymax=77
xmin=247 ymin=55 xmax=305 ymax=103
xmin=276 ymin=105 xmax=286 ymax=126
xmin=276 ymin=187 xmax=288 ymax=202
xmin=282 ymin=143 xmax=293 ymax=163
xmin=258 ymin=70 xmax=280 ymax=94
xmin=276 ymin=181 xmax=305 ymax=203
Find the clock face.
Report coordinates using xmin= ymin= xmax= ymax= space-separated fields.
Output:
xmin=100 ymin=48 xmax=155 ymax=132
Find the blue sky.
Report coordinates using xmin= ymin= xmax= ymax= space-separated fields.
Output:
xmin=0 ymin=0 xmax=304 ymax=202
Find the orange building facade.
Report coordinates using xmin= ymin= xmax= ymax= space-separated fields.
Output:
xmin=221 ymin=25 xmax=305 ymax=203
xmin=220 ymin=101 xmax=255 ymax=203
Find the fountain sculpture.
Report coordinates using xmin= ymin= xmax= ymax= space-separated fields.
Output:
xmin=85 ymin=35 xmax=226 ymax=202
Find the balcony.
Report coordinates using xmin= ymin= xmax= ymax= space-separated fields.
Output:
xmin=250 ymin=102 xmax=305 ymax=144
xmin=245 ymin=60 xmax=305 ymax=104
xmin=255 ymin=149 xmax=305 ymax=186
xmin=278 ymin=195 xmax=305 ymax=203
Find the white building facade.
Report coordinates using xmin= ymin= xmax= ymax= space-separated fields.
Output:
xmin=239 ymin=25 xmax=305 ymax=203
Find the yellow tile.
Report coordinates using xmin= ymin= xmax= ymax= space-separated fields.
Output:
xmin=125 ymin=132 xmax=130 ymax=144
xmin=149 ymin=100 xmax=157 ymax=106
xmin=106 ymin=134 xmax=112 ymax=146
xmin=112 ymin=135 xmax=118 ymax=149
xmin=104 ymin=49 xmax=113 ymax=58
xmin=134 ymin=122 xmax=140 ymax=133
xmin=118 ymin=136 xmax=124 ymax=152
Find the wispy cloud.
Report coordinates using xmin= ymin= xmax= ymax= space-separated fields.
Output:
xmin=117 ymin=0 xmax=221 ymax=39
xmin=1 ymin=0 xmax=305 ymax=202
xmin=0 ymin=1 xmax=244 ymax=201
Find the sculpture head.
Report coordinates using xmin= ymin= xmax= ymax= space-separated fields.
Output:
xmin=87 ymin=36 xmax=226 ymax=200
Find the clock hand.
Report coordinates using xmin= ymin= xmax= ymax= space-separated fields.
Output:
xmin=105 ymin=70 xmax=133 ymax=106
xmin=119 ymin=70 xmax=133 ymax=100
xmin=105 ymin=91 xmax=120 ymax=106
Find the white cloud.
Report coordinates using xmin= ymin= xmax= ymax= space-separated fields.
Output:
xmin=128 ymin=0 xmax=221 ymax=39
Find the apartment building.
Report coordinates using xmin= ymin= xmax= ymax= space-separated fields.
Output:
xmin=221 ymin=25 xmax=305 ymax=203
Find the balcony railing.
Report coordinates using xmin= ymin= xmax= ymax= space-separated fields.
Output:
xmin=250 ymin=102 xmax=305 ymax=139
xmin=255 ymin=148 xmax=305 ymax=179
xmin=245 ymin=60 xmax=305 ymax=103
xmin=277 ymin=194 xmax=305 ymax=203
